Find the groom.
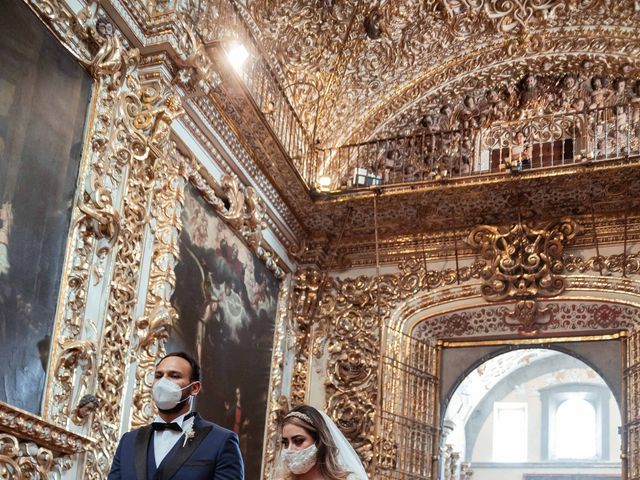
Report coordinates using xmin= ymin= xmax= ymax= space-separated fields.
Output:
xmin=108 ymin=351 xmax=244 ymax=479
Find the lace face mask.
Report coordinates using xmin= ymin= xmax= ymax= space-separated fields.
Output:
xmin=282 ymin=443 xmax=318 ymax=475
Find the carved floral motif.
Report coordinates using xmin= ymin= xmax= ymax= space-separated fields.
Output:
xmin=467 ymin=217 xmax=581 ymax=333
xmin=0 ymin=433 xmax=72 ymax=479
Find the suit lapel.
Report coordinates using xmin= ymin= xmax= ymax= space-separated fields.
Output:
xmin=157 ymin=419 xmax=212 ymax=480
xmin=134 ymin=426 xmax=152 ymax=480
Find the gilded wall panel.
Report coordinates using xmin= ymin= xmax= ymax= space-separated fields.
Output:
xmin=287 ymin=247 xmax=640 ymax=477
xmin=3 ymin=1 xmax=163 ymax=476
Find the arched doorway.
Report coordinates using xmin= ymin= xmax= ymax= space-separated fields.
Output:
xmin=441 ymin=347 xmax=622 ymax=480
xmin=376 ymin=286 xmax=640 ymax=480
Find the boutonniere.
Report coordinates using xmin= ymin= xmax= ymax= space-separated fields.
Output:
xmin=182 ymin=423 xmax=195 ymax=447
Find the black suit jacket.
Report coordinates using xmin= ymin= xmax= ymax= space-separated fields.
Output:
xmin=108 ymin=414 xmax=244 ymax=480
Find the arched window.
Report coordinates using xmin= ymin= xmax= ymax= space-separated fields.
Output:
xmin=492 ymin=402 xmax=527 ymax=462
xmin=541 ymin=384 xmax=610 ymax=461
xmin=554 ymin=398 xmax=597 ymax=459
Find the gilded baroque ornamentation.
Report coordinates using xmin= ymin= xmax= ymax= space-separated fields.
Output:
xmin=173 ymin=20 xmax=222 ymax=96
xmin=287 ymin=257 xmax=484 ymax=469
xmin=246 ymin=0 xmax=639 ymax=146
xmin=0 ymin=433 xmax=73 ymax=479
xmin=50 ymin=341 xmax=98 ymax=423
xmin=565 ymin=252 xmax=640 ymax=276
xmin=261 ymin=282 xmax=292 ymax=480
xmin=187 ymin=161 xmax=285 ymax=278
xmin=467 ymin=217 xmax=581 ymax=333
xmin=131 ymin=143 xmax=188 ymax=429
xmin=438 ymin=0 xmax=567 ymax=35
xmin=626 ymin=331 xmax=640 ymax=480
xmin=306 ymin=250 xmax=640 ymax=474
xmin=289 ymin=268 xmax=326 ymax=405
xmin=25 ymin=2 xmax=163 ymax=469
xmin=85 ymin=78 xmax=185 ymax=479
xmin=412 ymin=301 xmax=639 ymax=340
xmin=0 ymin=403 xmax=94 ymax=455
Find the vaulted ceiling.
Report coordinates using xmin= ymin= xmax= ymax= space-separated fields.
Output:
xmin=243 ymin=0 xmax=640 ymax=146
xmin=199 ymin=0 xmax=640 ymax=269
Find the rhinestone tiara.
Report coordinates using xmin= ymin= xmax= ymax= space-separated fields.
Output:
xmin=284 ymin=411 xmax=313 ymax=424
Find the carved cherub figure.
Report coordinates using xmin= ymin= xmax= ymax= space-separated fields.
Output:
xmin=589 ymin=76 xmax=611 ymax=110
xmin=558 ymin=74 xmax=578 ymax=111
xmin=438 ymin=103 xmax=455 ymax=130
xmin=72 ymin=394 xmax=101 ymax=425
xmin=149 ymin=94 xmax=183 ymax=150
xmin=610 ymin=78 xmax=628 ymax=106
xmin=460 ymin=95 xmax=479 ymax=129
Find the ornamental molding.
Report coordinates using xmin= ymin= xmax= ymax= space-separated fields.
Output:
xmin=300 ymin=163 xmax=640 ymax=267
xmin=261 ymin=281 xmax=292 ymax=480
xmin=184 ymin=96 xmax=306 ymax=242
xmin=0 ymin=403 xmax=95 ymax=455
xmin=0 ymin=432 xmax=72 ymax=479
xmin=467 ymin=217 xmax=581 ymax=333
xmin=23 ymin=2 xmax=190 ymax=478
xmin=289 ymin=268 xmax=327 ymax=405
xmin=412 ymin=300 xmax=640 ymax=341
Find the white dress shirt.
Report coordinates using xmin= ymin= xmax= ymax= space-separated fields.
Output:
xmin=152 ymin=412 xmax=195 ymax=467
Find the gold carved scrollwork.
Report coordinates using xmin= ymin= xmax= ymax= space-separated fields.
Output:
xmin=188 ymin=165 xmax=284 ymax=278
xmin=0 ymin=433 xmax=70 ymax=479
xmin=0 ymin=403 xmax=93 ymax=456
xmin=261 ymin=284 xmax=292 ymax=480
xmin=174 ymin=20 xmax=222 ymax=96
xmin=28 ymin=6 xmax=155 ymax=465
xmin=289 ymin=268 xmax=325 ymax=405
xmin=288 ymin=257 xmax=485 ymax=472
xmin=467 ymin=217 xmax=581 ymax=333
xmin=565 ymin=252 xmax=640 ymax=276
xmin=50 ymin=341 xmax=97 ymax=424
xmin=86 ymin=78 xmax=184 ymax=479
xmin=131 ymin=143 xmax=188 ymax=429
xmin=438 ymin=0 xmax=567 ymax=35
xmin=320 ymin=275 xmax=400 ymax=470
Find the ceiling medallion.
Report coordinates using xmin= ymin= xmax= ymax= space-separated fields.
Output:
xmin=467 ymin=216 xmax=581 ymax=334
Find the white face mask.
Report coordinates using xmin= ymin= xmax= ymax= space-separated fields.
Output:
xmin=152 ymin=377 xmax=195 ymax=410
xmin=282 ymin=443 xmax=318 ymax=475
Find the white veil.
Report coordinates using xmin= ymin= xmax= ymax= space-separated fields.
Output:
xmin=318 ymin=410 xmax=369 ymax=480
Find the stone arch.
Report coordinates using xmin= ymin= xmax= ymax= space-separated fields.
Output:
xmin=378 ymin=277 xmax=640 ymax=478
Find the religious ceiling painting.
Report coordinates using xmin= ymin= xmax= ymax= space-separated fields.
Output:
xmin=168 ymin=181 xmax=280 ymax=479
xmin=0 ymin=0 xmax=92 ymax=414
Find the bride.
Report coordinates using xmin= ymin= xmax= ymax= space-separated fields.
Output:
xmin=275 ymin=405 xmax=369 ymax=480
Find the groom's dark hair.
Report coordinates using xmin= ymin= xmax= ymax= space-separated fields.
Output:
xmin=159 ymin=351 xmax=201 ymax=382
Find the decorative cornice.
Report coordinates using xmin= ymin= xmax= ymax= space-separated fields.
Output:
xmin=0 ymin=402 xmax=94 ymax=455
xmin=181 ymin=98 xmax=304 ymax=244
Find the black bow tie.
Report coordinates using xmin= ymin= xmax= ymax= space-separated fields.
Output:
xmin=151 ymin=422 xmax=182 ymax=432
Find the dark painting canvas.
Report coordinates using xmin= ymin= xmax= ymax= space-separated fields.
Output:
xmin=169 ymin=183 xmax=280 ymax=479
xmin=0 ymin=0 xmax=92 ymax=413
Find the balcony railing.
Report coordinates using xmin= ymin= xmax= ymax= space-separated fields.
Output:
xmin=185 ymin=0 xmax=317 ymax=182
xmin=313 ymin=104 xmax=640 ymax=191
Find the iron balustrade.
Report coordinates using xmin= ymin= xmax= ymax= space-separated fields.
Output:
xmin=312 ymin=103 xmax=640 ymax=191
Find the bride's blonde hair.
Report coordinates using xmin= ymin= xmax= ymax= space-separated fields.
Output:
xmin=280 ymin=405 xmax=351 ymax=480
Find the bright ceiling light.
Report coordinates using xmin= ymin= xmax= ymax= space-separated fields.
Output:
xmin=226 ymin=43 xmax=249 ymax=72
xmin=317 ymin=175 xmax=332 ymax=191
